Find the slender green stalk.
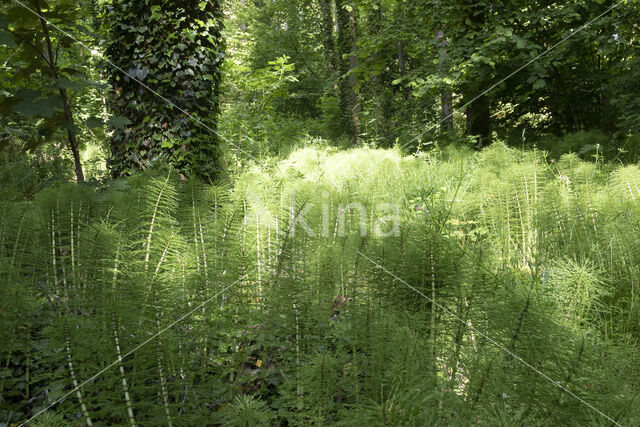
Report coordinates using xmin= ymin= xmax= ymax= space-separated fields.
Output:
xmin=10 ymin=212 xmax=25 ymax=267
xmin=111 ymin=242 xmax=137 ymax=426
xmin=152 ymin=235 xmax=175 ymax=427
xmin=65 ymin=326 xmax=93 ymax=426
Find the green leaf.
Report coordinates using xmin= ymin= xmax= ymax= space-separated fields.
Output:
xmin=7 ymin=5 xmax=40 ymax=26
xmin=579 ymin=144 xmax=596 ymax=154
xmin=532 ymin=79 xmax=546 ymax=90
xmin=0 ymin=30 xmax=14 ymax=47
xmin=16 ymin=88 xmax=40 ymax=102
xmin=53 ymin=78 xmax=88 ymax=91
xmin=86 ymin=117 xmax=104 ymax=129
xmin=59 ymin=67 xmax=84 ymax=76
xmin=108 ymin=116 xmax=132 ymax=129
xmin=13 ymin=95 xmax=62 ymax=118
xmin=58 ymin=121 xmax=81 ymax=134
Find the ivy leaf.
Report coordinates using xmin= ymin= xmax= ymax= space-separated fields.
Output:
xmin=134 ymin=67 xmax=150 ymax=81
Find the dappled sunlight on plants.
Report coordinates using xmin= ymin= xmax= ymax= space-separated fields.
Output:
xmin=3 ymin=144 xmax=640 ymax=425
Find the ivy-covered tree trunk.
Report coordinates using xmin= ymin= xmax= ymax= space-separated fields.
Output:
xmin=105 ymin=0 xmax=224 ymax=180
xmin=318 ymin=0 xmax=336 ymax=71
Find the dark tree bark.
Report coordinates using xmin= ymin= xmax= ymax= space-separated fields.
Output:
xmin=465 ymin=94 xmax=491 ymax=145
xmin=348 ymin=7 xmax=360 ymax=144
xmin=336 ymin=0 xmax=359 ymax=143
xmin=395 ymin=1 xmax=410 ymax=102
xmin=367 ymin=0 xmax=391 ymax=143
xmin=462 ymin=2 xmax=491 ymax=147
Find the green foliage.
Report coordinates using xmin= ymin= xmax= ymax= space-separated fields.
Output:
xmin=222 ymin=395 xmax=275 ymax=426
xmin=2 ymin=0 xmax=640 ymax=424
xmin=3 ymin=143 xmax=640 ymax=425
xmin=219 ymin=52 xmax=314 ymax=159
xmin=0 ymin=0 xmax=109 ymax=181
xmin=103 ymin=0 xmax=225 ymax=180
xmin=222 ymin=0 xmax=640 ymax=150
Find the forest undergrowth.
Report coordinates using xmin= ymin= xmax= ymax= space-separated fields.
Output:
xmin=2 ymin=143 xmax=640 ymax=426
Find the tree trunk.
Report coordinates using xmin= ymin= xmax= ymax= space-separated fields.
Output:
xmin=319 ymin=0 xmax=336 ymax=71
xmin=367 ymin=0 xmax=391 ymax=143
xmin=35 ymin=0 xmax=85 ymax=183
xmin=106 ymin=1 xmax=224 ymax=180
xmin=463 ymin=3 xmax=491 ymax=147
xmin=395 ymin=0 xmax=410 ymax=102
xmin=239 ymin=0 xmax=247 ymax=32
xmin=60 ymin=92 xmax=86 ymax=182
xmin=348 ymin=7 xmax=360 ymax=144
xmin=336 ymin=1 xmax=359 ymax=143
xmin=435 ymin=27 xmax=453 ymax=131
xmin=465 ymin=94 xmax=491 ymax=146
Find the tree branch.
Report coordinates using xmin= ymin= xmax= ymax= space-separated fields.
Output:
xmin=7 ymin=29 xmax=51 ymax=67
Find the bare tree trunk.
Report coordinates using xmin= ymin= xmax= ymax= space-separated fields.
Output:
xmin=239 ymin=0 xmax=247 ymax=32
xmin=35 ymin=0 xmax=85 ymax=183
xmin=463 ymin=3 xmax=491 ymax=147
xmin=397 ymin=41 xmax=406 ymax=77
xmin=466 ymin=94 xmax=490 ymax=145
xmin=336 ymin=1 xmax=359 ymax=143
xmin=435 ymin=27 xmax=453 ymax=131
xmin=367 ymin=0 xmax=390 ymax=143
xmin=395 ymin=0 xmax=410 ymax=102
xmin=348 ymin=7 xmax=360 ymax=144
